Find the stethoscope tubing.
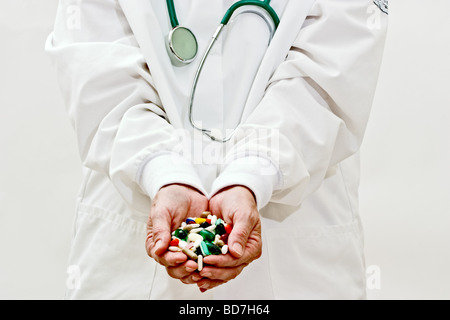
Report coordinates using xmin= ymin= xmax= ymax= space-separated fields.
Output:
xmin=188 ymin=24 xmax=229 ymax=142
xmin=167 ymin=0 xmax=280 ymax=142
xmin=188 ymin=9 xmax=277 ymax=142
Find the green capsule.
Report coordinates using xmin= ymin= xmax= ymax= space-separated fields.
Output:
xmin=215 ymin=218 xmax=223 ymax=226
xmin=200 ymin=241 xmax=210 ymax=256
xmin=174 ymin=229 xmax=188 ymax=241
xmin=205 ymin=242 xmax=222 ymax=255
xmin=214 ymin=223 xmax=226 ymax=236
xmin=199 ymin=229 xmax=215 ymax=242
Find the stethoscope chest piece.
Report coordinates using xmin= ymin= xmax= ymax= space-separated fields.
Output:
xmin=167 ymin=26 xmax=198 ymax=65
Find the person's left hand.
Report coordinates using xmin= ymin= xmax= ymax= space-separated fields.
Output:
xmin=195 ymin=185 xmax=263 ymax=292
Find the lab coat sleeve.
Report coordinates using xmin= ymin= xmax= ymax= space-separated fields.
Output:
xmin=46 ymin=0 xmax=206 ymax=210
xmin=211 ymin=0 xmax=388 ymax=209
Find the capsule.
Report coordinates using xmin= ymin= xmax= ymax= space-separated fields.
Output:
xmin=205 ymin=242 xmax=222 ymax=255
xmin=182 ymin=247 xmax=198 ymax=260
xmin=199 ymin=241 xmax=210 ymax=256
xmin=197 ymin=255 xmax=203 ymax=272
xmin=199 ymin=229 xmax=215 ymax=242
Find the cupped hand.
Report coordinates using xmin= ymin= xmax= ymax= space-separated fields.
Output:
xmin=196 ymin=185 xmax=262 ymax=291
xmin=145 ymin=183 xmax=208 ymax=284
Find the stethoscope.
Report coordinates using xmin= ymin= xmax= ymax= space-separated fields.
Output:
xmin=166 ymin=0 xmax=280 ymax=142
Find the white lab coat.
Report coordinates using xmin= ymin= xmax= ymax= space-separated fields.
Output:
xmin=46 ymin=0 xmax=388 ymax=299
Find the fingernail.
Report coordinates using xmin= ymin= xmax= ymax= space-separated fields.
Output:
xmin=232 ymin=243 xmax=243 ymax=257
xmin=200 ymin=288 xmax=207 ymax=293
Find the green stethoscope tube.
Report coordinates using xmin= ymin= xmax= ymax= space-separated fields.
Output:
xmin=166 ymin=0 xmax=279 ymax=65
xmin=221 ymin=0 xmax=279 ymax=28
xmin=166 ymin=0 xmax=280 ymax=141
xmin=167 ymin=0 xmax=279 ymax=28
xmin=166 ymin=0 xmax=179 ymax=29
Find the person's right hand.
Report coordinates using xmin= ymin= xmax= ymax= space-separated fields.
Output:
xmin=145 ymin=183 xmax=209 ymax=284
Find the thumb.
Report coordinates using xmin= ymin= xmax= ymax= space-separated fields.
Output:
xmin=226 ymin=216 xmax=253 ymax=258
xmin=148 ymin=211 xmax=172 ymax=257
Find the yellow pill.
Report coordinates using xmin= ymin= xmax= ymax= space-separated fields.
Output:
xmin=195 ymin=218 xmax=206 ymax=224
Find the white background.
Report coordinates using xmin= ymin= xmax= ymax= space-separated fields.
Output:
xmin=0 ymin=0 xmax=449 ymax=299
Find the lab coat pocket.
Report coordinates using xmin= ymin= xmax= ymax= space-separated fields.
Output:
xmin=66 ymin=204 xmax=156 ymax=300
xmin=265 ymin=221 xmax=366 ymax=300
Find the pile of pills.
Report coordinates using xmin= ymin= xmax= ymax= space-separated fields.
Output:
xmin=169 ymin=211 xmax=232 ymax=271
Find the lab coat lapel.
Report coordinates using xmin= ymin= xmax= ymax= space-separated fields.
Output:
xmin=118 ymin=0 xmax=184 ymax=128
xmin=242 ymin=0 xmax=315 ymax=121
